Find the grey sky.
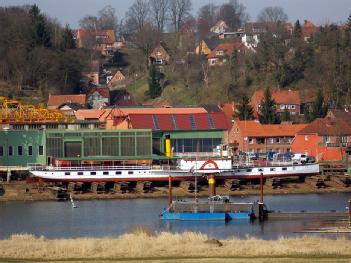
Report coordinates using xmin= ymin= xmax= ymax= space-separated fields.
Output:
xmin=1 ymin=0 xmax=350 ymax=28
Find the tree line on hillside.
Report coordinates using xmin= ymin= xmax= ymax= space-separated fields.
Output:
xmin=0 ymin=5 xmax=89 ymax=98
xmin=0 ymin=1 xmax=350 ymax=112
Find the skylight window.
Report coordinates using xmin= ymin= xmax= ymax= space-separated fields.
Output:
xmin=207 ymin=114 xmax=215 ymax=129
xmin=189 ymin=115 xmax=196 ymax=129
xmin=171 ymin=115 xmax=178 ymax=130
xmin=152 ymin=115 xmax=160 ymax=130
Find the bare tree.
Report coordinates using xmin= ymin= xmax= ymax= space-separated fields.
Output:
xmin=149 ymin=0 xmax=169 ymax=33
xmin=125 ymin=0 xmax=150 ymax=32
xmin=197 ymin=3 xmax=218 ymax=38
xmin=79 ymin=15 xmax=99 ymax=30
xmin=257 ymin=6 xmax=288 ymax=23
xmin=218 ymin=0 xmax=248 ymax=31
xmin=169 ymin=0 xmax=192 ymax=32
xmin=98 ymin=5 xmax=118 ymax=32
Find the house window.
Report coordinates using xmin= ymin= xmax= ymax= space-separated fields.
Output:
xmin=39 ymin=146 xmax=44 ymax=156
xmin=280 ymin=104 xmax=285 ymax=110
xmin=276 ymin=138 xmax=280 ymax=143
xmin=17 ymin=146 xmax=23 ymax=156
xmin=305 ymin=135 xmax=308 ymax=141
xmin=28 ymin=146 xmax=33 ymax=156
xmin=8 ymin=146 xmax=13 ymax=156
xmin=341 ymin=136 xmax=348 ymax=143
xmin=268 ymin=138 xmax=274 ymax=144
xmin=291 ymin=105 xmax=296 ymax=109
xmin=216 ymin=50 xmax=224 ymax=56
xmin=248 ymin=138 xmax=253 ymax=144
xmin=256 ymin=138 xmax=265 ymax=144
xmin=323 ymin=136 xmax=330 ymax=143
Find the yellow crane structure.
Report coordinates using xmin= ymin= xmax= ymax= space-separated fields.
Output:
xmin=0 ymin=96 xmax=75 ymax=124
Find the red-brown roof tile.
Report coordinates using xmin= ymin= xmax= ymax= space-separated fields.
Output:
xmin=251 ymin=89 xmax=301 ymax=105
xmin=48 ymin=94 xmax=86 ymax=107
xmin=86 ymin=87 xmax=110 ymax=99
xmin=297 ymin=118 xmax=351 ymax=136
xmin=207 ymin=42 xmax=247 ymax=59
xmin=235 ymin=120 xmax=306 ymax=137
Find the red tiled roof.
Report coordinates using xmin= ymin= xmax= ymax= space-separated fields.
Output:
xmin=118 ymin=107 xmax=208 ymax=115
xmin=86 ymin=88 xmax=110 ymax=99
xmin=75 ymin=29 xmax=116 ymax=45
xmin=297 ymin=118 xmax=351 ymax=136
xmin=235 ymin=120 xmax=306 ymax=137
xmin=251 ymin=89 xmax=301 ymax=105
xmin=129 ymin=112 xmax=229 ymax=131
xmin=48 ymin=94 xmax=86 ymax=107
xmin=74 ymin=109 xmax=106 ymax=120
xmin=302 ymin=20 xmax=317 ymax=38
xmin=207 ymin=42 xmax=246 ymax=59
xmin=220 ymin=102 xmax=237 ymax=125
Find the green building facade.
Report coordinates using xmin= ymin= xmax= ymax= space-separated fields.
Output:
xmin=0 ymin=129 xmax=152 ymax=166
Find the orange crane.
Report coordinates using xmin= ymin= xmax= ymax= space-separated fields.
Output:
xmin=0 ymin=97 xmax=75 ymax=124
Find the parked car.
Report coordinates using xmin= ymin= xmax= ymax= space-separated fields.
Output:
xmin=306 ymin=156 xmax=316 ymax=163
xmin=292 ymin=153 xmax=308 ymax=163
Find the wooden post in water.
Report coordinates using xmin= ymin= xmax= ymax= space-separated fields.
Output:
xmin=348 ymin=199 xmax=351 ymax=227
xmin=260 ymin=173 xmax=264 ymax=203
xmin=168 ymin=176 xmax=172 ymax=206
xmin=208 ymin=174 xmax=216 ymax=197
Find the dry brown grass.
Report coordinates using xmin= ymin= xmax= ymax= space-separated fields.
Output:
xmin=0 ymin=231 xmax=351 ymax=261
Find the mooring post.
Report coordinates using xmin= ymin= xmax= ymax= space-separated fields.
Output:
xmin=259 ymin=172 xmax=264 ymax=220
xmin=208 ymin=174 xmax=216 ymax=197
xmin=168 ymin=176 xmax=172 ymax=206
xmin=6 ymin=168 xmax=11 ymax=183
xmin=260 ymin=172 xmax=264 ymax=203
xmin=348 ymin=199 xmax=351 ymax=226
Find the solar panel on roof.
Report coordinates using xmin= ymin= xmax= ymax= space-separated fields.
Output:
xmin=189 ymin=115 xmax=196 ymax=129
xmin=171 ymin=115 xmax=178 ymax=130
xmin=207 ymin=114 xmax=215 ymax=129
xmin=152 ymin=115 xmax=160 ymax=130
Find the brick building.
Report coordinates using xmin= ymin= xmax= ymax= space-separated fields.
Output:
xmin=230 ymin=120 xmax=306 ymax=154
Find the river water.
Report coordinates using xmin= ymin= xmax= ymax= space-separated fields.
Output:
xmin=0 ymin=193 xmax=350 ymax=240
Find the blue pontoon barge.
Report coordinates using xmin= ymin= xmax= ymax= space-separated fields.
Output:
xmin=160 ymin=195 xmax=259 ymax=221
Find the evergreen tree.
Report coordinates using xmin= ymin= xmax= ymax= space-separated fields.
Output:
xmin=281 ymin=109 xmax=291 ymax=122
xmin=310 ymin=90 xmax=328 ymax=120
xmin=234 ymin=95 xmax=254 ymax=120
xmin=29 ymin=5 xmax=51 ymax=48
xmin=258 ymin=87 xmax=280 ymax=124
xmin=61 ymin=25 xmax=76 ymax=50
xmin=293 ymin=20 xmax=302 ymax=38
xmin=148 ymin=64 xmax=162 ymax=99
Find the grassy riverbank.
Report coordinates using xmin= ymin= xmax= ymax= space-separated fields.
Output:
xmin=1 ymin=231 xmax=351 ymax=262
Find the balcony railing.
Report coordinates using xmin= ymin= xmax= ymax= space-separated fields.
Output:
xmin=319 ymin=142 xmax=351 ymax=148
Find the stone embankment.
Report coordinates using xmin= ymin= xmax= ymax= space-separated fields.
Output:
xmin=1 ymin=174 xmax=351 ymax=201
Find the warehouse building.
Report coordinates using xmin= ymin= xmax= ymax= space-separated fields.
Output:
xmin=0 ymin=129 xmax=153 ymax=167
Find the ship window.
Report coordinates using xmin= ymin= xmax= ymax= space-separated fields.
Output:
xmin=207 ymin=114 xmax=215 ymax=129
xmin=246 ymin=169 xmax=252 ymax=172
xmin=270 ymin=168 xmax=275 ymax=171
xmin=115 ymin=171 xmax=122 ymax=175
xmin=258 ymin=168 xmax=263 ymax=172
xmin=282 ymin=167 xmax=287 ymax=171
xmin=65 ymin=172 xmax=70 ymax=175
xmin=17 ymin=146 xmax=23 ymax=156
xmin=91 ymin=172 xmax=96 ymax=175
xmin=128 ymin=171 xmax=133 ymax=175
xmin=103 ymin=171 xmax=109 ymax=175
xmin=78 ymin=172 xmax=83 ymax=175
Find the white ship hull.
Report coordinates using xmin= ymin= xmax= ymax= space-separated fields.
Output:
xmin=28 ymin=163 xmax=320 ymax=182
